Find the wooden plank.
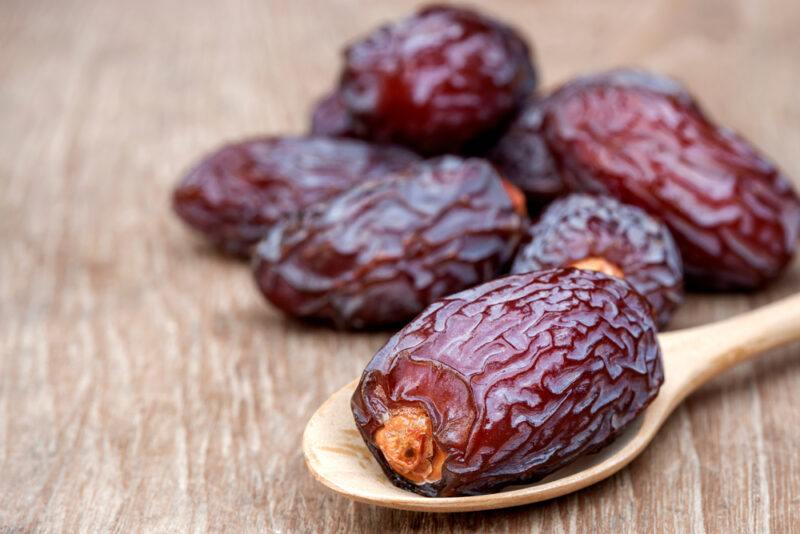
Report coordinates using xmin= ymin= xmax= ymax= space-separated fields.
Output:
xmin=0 ymin=0 xmax=798 ymax=531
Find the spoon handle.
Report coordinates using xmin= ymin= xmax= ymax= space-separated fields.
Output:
xmin=659 ymin=292 xmax=800 ymax=411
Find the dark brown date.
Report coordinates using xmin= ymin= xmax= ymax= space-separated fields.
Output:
xmin=172 ymin=136 xmax=419 ymax=255
xmin=540 ymin=69 xmax=800 ymax=290
xmin=351 ymin=268 xmax=663 ymax=496
xmin=252 ymin=157 xmax=525 ymax=329
xmin=512 ymin=194 xmax=684 ymax=328
xmin=310 ymin=90 xmax=359 ymax=139
xmin=487 ymin=98 xmax=565 ymax=208
xmin=338 ymin=5 xmax=537 ymax=155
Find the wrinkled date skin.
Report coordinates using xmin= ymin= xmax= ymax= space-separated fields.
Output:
xmin=252 ymin=157 xmax=525 ymax=329
xmin=512 ymin=194 xmax=684 ymax=328
xmin=541 ymin=69 xmax=800 ymax=290
xmin=339 ymin=5 xmax=537 ymax=155
xmin=172 ymin=136 xmax=419 ymax=255
xmin=352 ymin=268 xmax=663 ymax=496
xmin=487 ymin=98 xmax=566 ymax=208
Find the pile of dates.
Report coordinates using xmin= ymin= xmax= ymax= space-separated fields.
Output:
xmin=173 ymin=5 xmax=800 ymax=497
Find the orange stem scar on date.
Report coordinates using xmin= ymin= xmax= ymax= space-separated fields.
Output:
xmin=374 ymin=406 xmax=446 ymax=485
xmin=570 ymin=256 xmax=624 ymax=279
xmin=501 ymin=178 xmax=527 ymax=217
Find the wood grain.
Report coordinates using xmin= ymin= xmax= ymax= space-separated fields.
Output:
xmin=1 ymin=0 xmax=799 ymax=532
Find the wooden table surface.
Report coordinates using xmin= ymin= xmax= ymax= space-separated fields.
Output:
xmin=2 ymin=0 xmax=800 ymax=532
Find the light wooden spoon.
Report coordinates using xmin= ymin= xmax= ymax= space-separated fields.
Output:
xmin=303 ymin=293 xmax=800 ymax=512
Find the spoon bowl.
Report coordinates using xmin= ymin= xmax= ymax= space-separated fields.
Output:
xmin=303 ymin=293 xmax=800 ymax=512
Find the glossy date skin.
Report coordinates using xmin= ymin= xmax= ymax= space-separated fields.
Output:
xmin=339 ymin=5 xmax=537 ymax=155
xmin=252 ymin=157 xmax=525 ymax=329
xmin=540 ymin=69 xmax=800 ymax=290
xmin=172 ymin=136 xmax=419 ymax=256
xmin=352 ymin=268 xmax=663 ymax=497
xmin=512 ymin=194 xmax=684 ymax=328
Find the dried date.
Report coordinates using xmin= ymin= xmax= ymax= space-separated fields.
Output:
xmin=252 ymin=157 xmax=525 ymax=329
xmin=338 ymin=5 xmax=537 ymax=155
xmin=512 ymin=194 xmax=684 ymax=327
xmin=310 ymin=90 xmax=359 ymax=139
xmin=487 ymin=98 xmax=566 ymax=208
xmin=540 ymin=69 xmax=800 ymax=290
xmin=351 ymin=268 xmax=663 ymax=496
xmin=172 ymin=136 xmax=419 ymax=255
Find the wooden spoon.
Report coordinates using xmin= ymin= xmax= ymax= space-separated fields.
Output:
xmin=303 ymin=293 xmax=800 ymax=512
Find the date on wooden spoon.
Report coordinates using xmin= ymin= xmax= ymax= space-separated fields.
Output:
xmin=303 ymin=273 xmax=800 ymax=512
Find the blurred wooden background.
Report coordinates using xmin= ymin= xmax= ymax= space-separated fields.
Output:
xmin=1 ymin=0 xmax=799 ymax=532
